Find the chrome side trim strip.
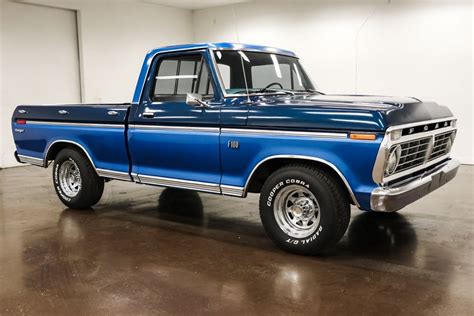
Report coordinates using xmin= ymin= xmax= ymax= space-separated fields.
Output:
xmin=243 ymin=155 xmax=360 ymax=208
xmin=96 ymin=169 xmax=132 ymax=182
xmin=137 ymin=174 xmax=221 ymax=194
xmin=17 ymin=155 xmax=45 ymax=167
xmin=222 ymin=128 xmax=347 ymax=139
xmin=27 ymin=121 xmax=349 ymax=138
xmin=221 ymin=185 xmax=245 ymax=197
xmin=132 ymin=126 xmax=347 ymax=138
xmin=26 ymin=121 xmax=124 ymax=128
xmin=130 ymin=125 xmax=219 ymax=133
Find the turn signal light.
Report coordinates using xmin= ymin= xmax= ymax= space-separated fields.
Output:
xmin=349 ymin=133 xmax=376 ymax=140
xmin=16 ymin=119 xmax=26 ymax=125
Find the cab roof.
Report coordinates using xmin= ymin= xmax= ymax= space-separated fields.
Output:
xmin=147 ymin=42 xmax=297 ymax=58
xmin=132 ymin=43 xmax=297 ymax=103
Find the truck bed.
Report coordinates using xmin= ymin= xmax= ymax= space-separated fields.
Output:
xmin=13 ymin=103 xmax=131 ymax=124
xmin=12 ymin=103 xmax=132 ymax=180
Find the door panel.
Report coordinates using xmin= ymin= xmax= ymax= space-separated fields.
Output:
xmin=129 ymin=50 xmax=222 ymax=188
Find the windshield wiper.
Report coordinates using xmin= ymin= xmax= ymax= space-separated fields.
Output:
xmin=230 ymin=88 xmax=295 ymax=96
xmin=303 ymin=89 xmax=325 ymax=95
xmin=258 ymin=88 xmax=295 ymax=96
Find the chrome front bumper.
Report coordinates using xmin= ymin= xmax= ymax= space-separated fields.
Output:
xmin=370 ymin=159 xmax=460 ymax=212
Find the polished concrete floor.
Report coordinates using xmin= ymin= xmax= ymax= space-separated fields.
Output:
xmin=0 ymin=165 xmax=473 ymax=315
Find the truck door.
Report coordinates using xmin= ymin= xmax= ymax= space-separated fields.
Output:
xmin=128 ymin=50 xmax=222 ymax=193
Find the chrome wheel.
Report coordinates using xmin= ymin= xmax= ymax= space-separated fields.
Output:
xmin=273 ymin=185 xmax=321 ymax=238
xmin=58 ymin=159 xmax=81 ymax=198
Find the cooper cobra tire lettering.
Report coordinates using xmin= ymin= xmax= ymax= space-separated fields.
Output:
xmin=267 ymin=178 xmax=309 ymax=207
xmin=285 ymin=226 xmax=323 ymax=245
xmin=259 ymin=164 xmax=350 ymax=255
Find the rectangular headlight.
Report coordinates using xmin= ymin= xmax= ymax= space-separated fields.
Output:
xmin=390 ymin=129 xmax=402 ymax=141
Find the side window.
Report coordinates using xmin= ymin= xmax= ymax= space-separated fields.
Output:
xmin=216 ymin=64 xmax=231 ymax=88
xmin=155 ymin=59 xmax=178 ymax=95
xmin=152 ymin=54 xmax=214 ymax=101
xmin=197 ymin=62 xmax=214 ymax=96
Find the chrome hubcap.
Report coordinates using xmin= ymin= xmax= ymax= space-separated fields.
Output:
xmin=273 ymin=185 xmax=320 ymax=238
xmin=58 ymin=159 xmax=81 ymax=198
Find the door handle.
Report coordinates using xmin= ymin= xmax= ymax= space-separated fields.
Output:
xmin=107 ymin=110 xmax=119 ymax=116
xmin=58 ymin=110 xmax=69 ymax=115
xmin=143 ymin=112 xmax=155 ymax=118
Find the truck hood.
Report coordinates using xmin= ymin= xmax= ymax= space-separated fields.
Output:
xmin=247 ymin=94 xmax=454 ymax=132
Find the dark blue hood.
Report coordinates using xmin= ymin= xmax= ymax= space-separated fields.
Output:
xmin=247 ymin=94 xmax=454 ymax=132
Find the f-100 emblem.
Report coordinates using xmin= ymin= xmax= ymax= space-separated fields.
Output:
xmin=228 ymin=140 xmax=239 ymax=149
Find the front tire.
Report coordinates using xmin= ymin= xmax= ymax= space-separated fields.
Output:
xmin=53 ymin=148 xmax=104 ymax=209
xmin=259 ymin=164 xmax=350 ymax=255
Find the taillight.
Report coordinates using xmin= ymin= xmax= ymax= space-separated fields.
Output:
xmin=16 ymin=119 xmax=26 ymax=125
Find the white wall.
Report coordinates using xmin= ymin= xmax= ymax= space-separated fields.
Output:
xmin=0 ymin=0 xmax=193 ymax=168
xmin=193 ymin=0 xmax=473 ymax=164
xmin=0 ymin=1 xmax=4 ymax=168
xmin=1 ymin=0 xmax=472 ymax=167
xmin=1 ymin=1 xmax=82 ymax=167
xmin=21 ymin=0 xmax=194 ymax=103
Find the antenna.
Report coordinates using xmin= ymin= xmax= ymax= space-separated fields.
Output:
xmin=232 ymin=6 xmax=241 ymax=43
xmin=239 ymin=52 xmax=251 ymax=103
xmin=355 ymin=4 xmax=378 ymax=94
xmin=232 ymin=6 xmax=250 ymax=103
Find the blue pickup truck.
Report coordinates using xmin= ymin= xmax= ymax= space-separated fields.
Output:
xmin=12 ymin=42 xmax=459 ymax=254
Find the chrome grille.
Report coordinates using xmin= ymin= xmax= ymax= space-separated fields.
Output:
xmin=375 ymin=118 xmax=457 ymax=184
xmin=430 ymin=131 xmax=454 ymax=160
xmin=392 ymin=130 xmax=455 ymax=175
xmin=395 ymin=137 xmax=431 ymax=173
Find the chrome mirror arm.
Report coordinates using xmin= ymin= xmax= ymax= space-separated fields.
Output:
xmin=186 ymin=93 xmax=208 ymax=108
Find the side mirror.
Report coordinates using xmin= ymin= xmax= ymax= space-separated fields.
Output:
xmin=186 ymin=93 xmax=207 ymax=107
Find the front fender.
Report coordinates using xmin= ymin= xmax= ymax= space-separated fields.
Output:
xmin=220 ymin=130 xmax=382 ymax=210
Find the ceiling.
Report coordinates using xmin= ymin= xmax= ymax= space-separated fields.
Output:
xmin=144 ymin=0 xmax=252 ymax=10
xmin=18 ymin=0 xmax=469 ymax=12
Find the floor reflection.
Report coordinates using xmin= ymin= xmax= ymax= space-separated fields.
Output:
xmin=15 ymin=188 xmax=466 ymax=314
xmin=3 ymin=166 xmax=472 ymax=314
xmin=343 ymin=212 xmax=418 ymax=259
xmin=62 ymin=189 xmax=421 ymax=258
xmin=156 ymin=188 xmax=204 ymax=224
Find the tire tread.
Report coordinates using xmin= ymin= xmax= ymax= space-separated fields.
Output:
xmin=259 ymin=163 xmax=350 ymax=254
xmin=53 ymin=148 xmax=104 ymax=209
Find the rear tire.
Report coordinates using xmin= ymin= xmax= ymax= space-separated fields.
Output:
xmin=53 ymin=148 xmax=104 ymax=209
xmin=259 ymin=164 xmax=350 ymax=255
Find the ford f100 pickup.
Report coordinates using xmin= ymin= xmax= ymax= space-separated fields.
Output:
xmin=12 ymin=43 xmax=459 ymax=254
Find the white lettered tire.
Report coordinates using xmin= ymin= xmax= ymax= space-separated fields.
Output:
xmin=53 ymin=148 xmax=104 ymax=209
xmin=259 ymin=164 xmax=350 ymax=255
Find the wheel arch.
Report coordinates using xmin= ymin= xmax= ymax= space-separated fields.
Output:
xmin=45 ymin=140 xmax=97 ymax=170
xmin=244 ymin=155 xmax=359 ymax=207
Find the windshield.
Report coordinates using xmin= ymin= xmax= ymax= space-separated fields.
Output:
xmin=213 ymin=50 xmax=315 ymax=95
